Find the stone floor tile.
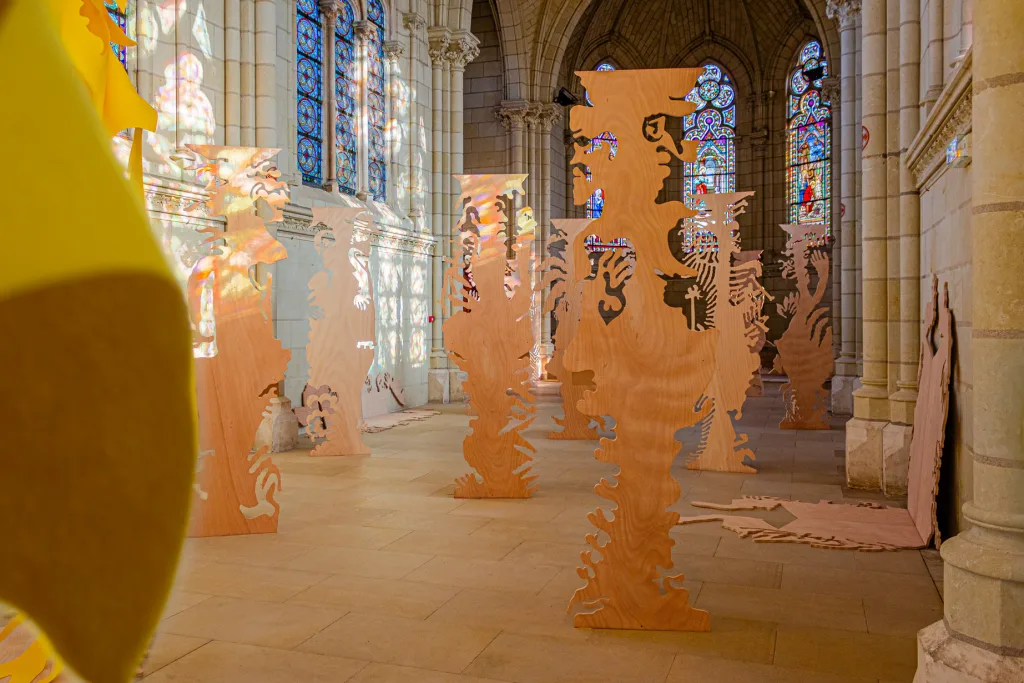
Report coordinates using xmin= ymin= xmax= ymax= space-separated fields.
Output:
xmin=694 ymin=583 xmax=867 ymax=632
xmin=665 ymin=653 xmax=878 ymax=683
xmin=502 ymin=540 xmax=589 ymax=567
xmin=140 ymin=633 xmax=209 ymax=676
xmin=289 ymin=574 xmax=461 ymax=619
xmin=142 ymin=641 xmax=367 ymax=683
xmin=347 ymin=663 xmax=508 ymax=683
xmin=297 ymin=612 xmax=499 ymax=674
xmin=426 ymin=587 xmax=587 ymax=639
xmin=286 ymin=546 xmax=433 ymax=579
xmin=672 ymin=554 xmax=784 ymax=589
xmin=585 ymin=616 xmax=777 ymax=664
xmin=464 ymin=631 xmax=676 ymax=683
xmin=773 ymin=625 xmax=918 ymax=680
xmin=365 ymin=510 xmax=493 ymax=535
xmin=404 ymin=555 xmax=561 ymax=594
xmin=449 ymin=499 xmax=568 ymax=522
xmin=853 ymin=549 xmax=929 ymax=575
xmin=174 ymin=562 xmax=330 ymax=602
xmin=863 ymin=594 xmax=944 ymax=637
xmin=160 ymin=591 xmax=211 ymax=619
xmin=160 ymin=596 xmax=344 ymax=649
xmin=381 ymin=529 xmax=523 ymax=560
xmin=356 ymin=492 xmax=467 ymax=513
xmin=277 ymin=523 xmax=412 ymax=550
xmin=714 ymin=534 xmax=858 ymax=570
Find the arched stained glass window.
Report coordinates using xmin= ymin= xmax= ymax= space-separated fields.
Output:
xmin=585 ymin=62 xmax=617 ymax=220
xmin=296 ymin=0 xmax=324 ymax=186
xmin=367 ymin=0 xmax=388 ymax=202
xmin=682 ymin=63 xmax=736 ymax=207
xmin=104 ymin=1 xmax=129 ymax=68
xmin=787 ymin=40 xmax=831 ymax=228
xmin=335 ymin=0 xmax=358 ymax=195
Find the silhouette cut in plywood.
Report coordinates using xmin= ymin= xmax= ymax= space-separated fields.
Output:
xmin=187 ymin=147 xmax=291 ymax=537
xmin=679 ymin=192 xmax=766 ymax=474
xmin=544 ymin=218 xmax=602 ymax=440
xmin=186 ymin=145 xmax=291 ymax=221
xmin=444 ymin=174 xmax=539 ymax=499
xmin=907 ymin=276 xmax=954 ymax=546
xmin=774 ymin=223 xmax=833 ymax=430
xmin=294 ymin=208 xmax=376 ymax=456
xmin=563 ymin=68 xmax=714 ymax=631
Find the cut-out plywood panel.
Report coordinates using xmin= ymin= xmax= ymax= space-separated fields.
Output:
xmin=544 ymin=218 xmax=601 ymax=440
xmin=774 ymin=223 xmax=833 ymax=430
xmin=187 ymin=146 xmax=291 ymax=537
xmin=445 ymin=174 xmax=538 ymax=498
xmin=681 ymin=192 xmax=766 ymax=474
xmin=563 ymin=68 xmax=713 ymax=631
xmin=294 ymin=208 xmax=376 ymax=456
xmin=907 ymin=277 xmax=953 ymax=546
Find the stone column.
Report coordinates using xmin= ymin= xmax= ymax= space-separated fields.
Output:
xmin=239 ymin=0 xmax=255 ymax=146
xmin=538 ymin=104 xmax=561 ymax=370
xmin=403 ymin=12 xmax=427 ymax=223
xmin=384 ymin=39 xmax=405 ymax=205
xmin=884 ymin=0 xmax=900 ymax=402
xmin=254 ymin=0 xmax=277 ymax=148
xmin=427 ymin=28 xmax=449 ymax=402
xmin=855 ymin=17 xmax=864 ymax=370
xmin=923 ymin=0 xmax=944 ymax=115
xmin=354 ymin=21 xmax=373 ymax=200
xmin=828 ymin=0 xmax=862 ymax=415
xmin=823 ymin=75 xmax=842 ymax=362
xmin=883 ymin=0 xmax=922 ymax=497
xmin=496 ymin=100 xmax=528 ymax=173
xmin=224 ymin=0 xmax=241 ymax=145
xmin=320 ymin=1 xmax=340 ymax=191
xmin=846 ymin=0 xmax=888 ymax=490
xmin=916 ymin=2 xmax=1024 ymax=677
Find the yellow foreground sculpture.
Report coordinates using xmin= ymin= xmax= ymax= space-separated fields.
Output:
xmin=0 ymin=1 xmax=196 ymax=681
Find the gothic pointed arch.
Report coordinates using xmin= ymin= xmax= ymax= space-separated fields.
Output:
xmin=682 ymin=62 xmax=737 ymax=207
xmin=786 ymin=37 xmax=832 ymax=227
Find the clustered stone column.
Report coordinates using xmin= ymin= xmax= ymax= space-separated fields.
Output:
xmin=538 ymin=104 xmax=561 ymax=358
xmin=916 ymin=4 xmax=1024 ymax=679
xmin=354 ymin=20 xmax=373 ymax=199
xmin=321 ymin=0 xmax=341 ymax=192
xmin=403 ymin=12 xmax=427 ymax=228
xmin=384 ymin=39 xmax=405 ymax=205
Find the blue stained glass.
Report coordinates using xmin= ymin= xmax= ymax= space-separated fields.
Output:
xmin=683 ymin=63 xmax=737 ymax=208
xmin=584 ymin=62 xmax=616 ymax=217
xmin=584 ymin=61 xmax=615 ymax=106
xmin=787 ymin=39 xmax=832 ymax=229
xmin=297 ymin=1 xmax=324 ymax=186
xmin=367 ymin=0 xmax=388 ymax=202
xmin=335 ymin=0 xmax=357 ymax=195
xmin=104 ymin=1 xmax=129 ymax=68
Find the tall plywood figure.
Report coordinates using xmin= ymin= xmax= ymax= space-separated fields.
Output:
xmin=774 ymin=223 xmax=833 ymax=430
xmin=296 ymin=208 xmax=376 ymax=456
xmin=444 ymin=174 xmax=539 ymax=498
xmin=543 ymin=219 xmax=601 ymax=440
xmin=564 ymin=68 xmax=715 ymax=631
xmin=186 ymin=146 xmax=292 ymax=537
xmin=683 ymin=193 xmax=768 ymax=473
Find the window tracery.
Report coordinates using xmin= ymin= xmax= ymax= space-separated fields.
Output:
xmin=682 ymin=63 xmax=736 ymax=208
xmin=787 ymin=39 xmax=832 ymax=229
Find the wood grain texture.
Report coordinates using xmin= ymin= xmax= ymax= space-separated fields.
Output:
xmin=683 ymin=192 xmax=766 ymax=474
xmin=543 ymin=218 xmax=601 ymax=440
xmin=564 ymin=68 xmax=713 ymax=631
xmin=906 ymin=277 xmax=953 ymax=547
xmin=774 ymin=223 xmax=833 ymax=430
xmin=294 ymin=207 xmax=376 ymax=456
xmin=445 ymin=174 xmax=538 ymax=498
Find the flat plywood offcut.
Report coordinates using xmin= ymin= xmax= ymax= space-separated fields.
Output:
xmin=774 ymin=223 xmax=833 ymax=430
xmin=445 ymin=174 xmax=539 ymax=498
xmin=294 ymin=207 xmax=376 ymax=456
xmin=563 ymin=67 xmax=714 ymax=631
xmin=544 ymin=218 xmax=601 ymax=440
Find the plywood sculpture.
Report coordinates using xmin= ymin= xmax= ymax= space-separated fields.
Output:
xmin=564 ymin=68 xmax=714 ymax=631
xmin=294 ymin=208 xmax=376 ymax=456
xmin=741 ymin=249 xmax=771 ymax=397
xmin=444 ymin=174 xmax=539 ymax=498
xmin=774 ymin=222 xmax=833 ymax=429
xmin=543 ymin=218 xmax=602 ymax=439
xmin=679 ymin=277 xmax=955 ymax=551
xmin=681 ymin=192 xmax=767 ymax=473
xmin=187 ymin=146 xmax=291 ymax=537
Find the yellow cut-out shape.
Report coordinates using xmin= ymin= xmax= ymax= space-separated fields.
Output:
xmin=0 ymin=616 xmax=63 ymax=683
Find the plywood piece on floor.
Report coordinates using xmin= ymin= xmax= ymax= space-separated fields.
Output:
xmin=563 ymin=67 xmax=713 ymax=631
xmin=445 ymin=174 xmax=538 ymax=499
xmin=774 ymin=223 xmax=833 ymax=430
xmin=543 ymin=218 xmax=601 ymax=440
xmin=294 ymin=207 xmax=375 ymax=457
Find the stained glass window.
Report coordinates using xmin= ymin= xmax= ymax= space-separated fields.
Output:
xmin=296 ymin=0 xmax=324 ymax=186
xmin=585 ymin=62 xmax=617 ymax=219
xmin=682 ymin=63 xmax=736 ymax=207
xmin=104 ymin=1 xmax=129 ymax=68
xmin=367 ymin=0 xmax=388 ymax=202
xmin=787 ymin=39 xmax=832 ymax=229
xmin=335 ymin=0 xmax=358 ymax=195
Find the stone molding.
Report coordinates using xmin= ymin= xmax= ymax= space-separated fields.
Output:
xmin=906 ymin=49 xmax=972 ymax=189
xmin=278 ymin=210 xmax=435 ymax=256
xmin=826 ymin=0 xmax=862 ymax=29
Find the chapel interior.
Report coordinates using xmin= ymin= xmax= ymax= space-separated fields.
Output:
xmin=2 ymin=0 xmax=1023 ymax=682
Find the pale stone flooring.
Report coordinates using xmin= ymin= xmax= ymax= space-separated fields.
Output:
xmin=145 ymin=385 xmax=943 ymax=683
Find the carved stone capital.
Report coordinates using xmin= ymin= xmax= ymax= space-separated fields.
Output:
xmin=383 ymin=39 xmax=405 ymax=63
xmin=319 ymin=0 xmax=340 ymax=22
xmin=402 ymin=12 xmax=426 ymax=34
xmin=495 ymin=100 xmax=529 ymax=133
xmin=353 ymin=20 xmax=374 ymax=41
xmin=427 ymin=27 xmax=450 ymax=66
xmin=445 ymin=31 xmax=480 ymax=71
xmin=821 ymin=76 xmax=840 ymax=106
xmin=826 ymin=0 xmax=862 ymax=29
xmin=538 ymin=103 xmax=563 ymax=132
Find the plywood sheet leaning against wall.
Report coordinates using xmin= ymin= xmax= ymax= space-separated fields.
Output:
xmin=681 ymin=192 xmax=767 ymax=473
xmin=906 ymin=276 xmax=954 ymax=546
xmin=544 ymin=218 xmax=601 ymax=440
xmin=564 ymin=67 xmax=714 ymax=631
xmin=774 ymin=222 xmax=833 ymax=429
xmin=444 ymin=174 xmax=538 ymax=498
xmin=294 ymin=208 xmax=376 ymax=456
xmin=186 ymin=145 xmax=292 ymax=537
